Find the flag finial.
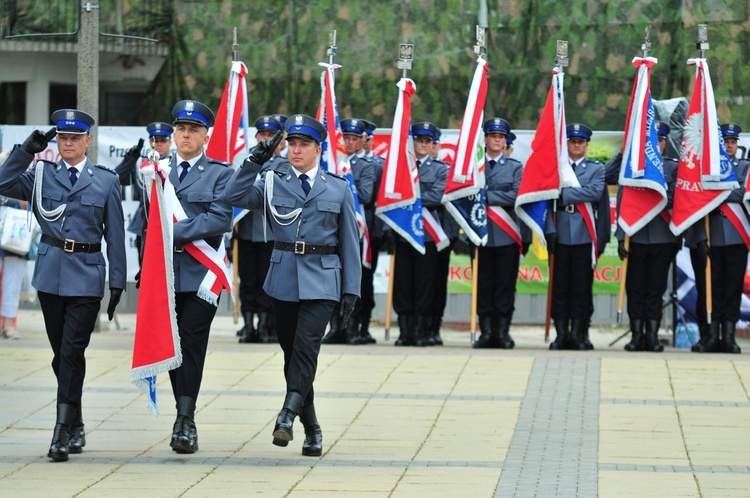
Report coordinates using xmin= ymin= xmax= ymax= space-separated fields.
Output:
xmin=555 ymin=40 xmax=569 ymax=69
xmin=398 ymin=42 xmax=414 ymax=78
xmin=641 ymin=25 xmax=652 ymax=57
xmin=474 ymin=26 xmax=487 ymax=59
xmin=697 ymin=24 xmax=709 ymax=56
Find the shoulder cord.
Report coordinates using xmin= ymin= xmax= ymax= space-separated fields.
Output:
xmin=263 ymin=169 xmax=302 ymax=242
xmin=32 ymin=161 xmax=66 ymax=222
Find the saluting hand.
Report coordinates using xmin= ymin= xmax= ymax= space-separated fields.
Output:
xmin=249 ymin=130 xmax=283 ymax=165
xmin=21 ymin=127 xmax=57 ymax=154
xmin=126 ymin=138 xmax=145 ymax=159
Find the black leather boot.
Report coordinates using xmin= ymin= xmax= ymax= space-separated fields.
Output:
xmin=69 ymin=405 xmax=86 ymax=454
xmin=549 ymin=318 xmax=569 ymax=350
xmin=48 ymin=403 xmax=75 ymax=461
xmin=273 ymin=392 xmax=303 ymax=447
xmin=581 ymin=319 xmax=594 ymax=350
xmin=569 ymin=319 xmax=588 ymax=350
xmin=694 ymin=321 xmax=720 ymax=353
xmin=422 ymin=316 xmax=436 ymax=346
xmin=256 ymin=312 xmax=273 ymax=343
xmin=722 ymin=320 xmax=741 ymax=354
xmin=170 ymin=396 xmax=198 ymax=453
xmin=495 ymin=316 xmax=515 ymax=349
xmin=432 ymin=316 xmax=443 ymax=346
xmin=691 ymin=322 xmax=707 ymax=352
xmin=238 ymin=312 xmax=258 ymax=343
xmin=413 ymin=316 xmax=429 ymax=347
xmin=359 ymin=310 xmax=377 ymax=344
xmin=298 ymin=403 xmax=323 ymax=457
xmin=345 ymin=315 xmax=364 ymax=345
xmin=624 ymin=318 xmax=645 ymax=352
xmin=645 ymin=319 xmax=664 ymax=352
xmin=322 ymin=311 xmax=345 ymax=344
xmin=395 ymin=315 xmax=413 ymax=346
xmin=473 ymin=315 xmax=495 ymax=348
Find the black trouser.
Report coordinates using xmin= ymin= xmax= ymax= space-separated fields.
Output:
xmin=477 ymin=244 xmax=520 ymax=318
xmin=169 ymin=292 xmax=219 ymax=401
xmin=626 ymin=242 xmax=677 ymax=321
xmin=551 ymin=243 xmax=594 ymax=321
xmin=273 ymin=299 xmax=337 ymax=406
xmin=431 ymin=242 xmax=452 ymax=318
xmin=237 ymin=239 xmax=273 ymax=314
xmin=393 ymin=239 xmax=438 ymax=316
xmin=360 ymin=237 xmax=381 ymax=319
xmin=38 ymin=292 xmax=101 ymax=406
xmin=692 ymin=244 xmax=748 ymax=323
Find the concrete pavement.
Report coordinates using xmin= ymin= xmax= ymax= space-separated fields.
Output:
xmin=0 ymin=309 xmax=749 ymax=497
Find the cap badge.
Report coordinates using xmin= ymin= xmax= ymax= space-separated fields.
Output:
xmin=185 ymin=101 xmax=195 ymax=113
xmin=155 ymin=123 xmax=162 ymax=129
xmin=294 ymin=114 xmax=304 ymax=125
xmin=65 ymin=110 xmax=76 ymax=120
xmin=573 ymin=124 xmax=580 ymax=131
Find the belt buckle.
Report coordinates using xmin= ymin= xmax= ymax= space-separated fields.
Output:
xmin=175 ymin=245 xmax=183 ymax=253
xmin=294 ymin=241 xmax=306 ymax=255
xmin=63 ymin=239 xmax=75 ymax=253
xmin=565 ymin=204 xmax=576 ymax=214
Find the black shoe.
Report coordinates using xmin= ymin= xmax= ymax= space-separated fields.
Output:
xmin=549 ymin=318 xmax=570 ymax=350
xmin=495 ymin=316 xmax=515 ymax=350
xmin=721 ymin=320 xmax=741 ymax=354
xmin=473 ymin=316 xmax=495 ymax=349
xmin=272 ymin=392 xmax=303 ymax=447
xmin=69 ymin=407 xmax=86 ymax=454
xmin=569 ymin=319 xmax=588 ymax=351
xmin=298 ymin=404 xmax=323 ymax=457
xmin=394 ymin=315 xmax=414 ymax=346
xmin=322 ymin=312 xmax=346 ymax=344
xmin=170 ymin=397 xmax=198 ymax=453
xmin=257 ymin=312 xmax=274 ymax=344
xmin=48 ymin=403 xmax=75 ymax=462
xmin=645 ymin=319 xmax=664 ymax=352
xmin=360 ymin=313 xmax=377 ymax=344
xmin=624 ymin=318 xmax=645 ymax=352
xmin=693 ymin=321 xmax=720 ymax=353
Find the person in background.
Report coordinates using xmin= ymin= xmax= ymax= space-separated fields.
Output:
xmin=0 ymin=150 xmax=29 ymax=340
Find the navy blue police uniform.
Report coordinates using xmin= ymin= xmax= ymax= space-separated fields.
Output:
xmin=0 ymin=109 xmax=126 ymax=461
xmin=223 ymin=114 xmax=361 ymax=456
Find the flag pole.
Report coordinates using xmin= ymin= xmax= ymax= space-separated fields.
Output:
xmin=697 ymin=24 xmax=713 ymax=325
xmin=544 ymin=40 xmax=569 ymax=343
xmin=469 ymin=25 xmax=487 ymax=344
xmin=616 ymin=27 xmax=651 ymax=325
xmin=383 ymin=41 xmax=415 ymax=341
xmin=230 ymin=27 xmax=240 ymax=325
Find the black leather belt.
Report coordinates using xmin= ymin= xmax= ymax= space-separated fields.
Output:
xmin=41 ymin=234 xmax=101 ymax=253
xmin=274 ymin=241 xmax=337 ymax=255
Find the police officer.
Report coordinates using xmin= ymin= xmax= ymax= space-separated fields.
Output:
xmin=613 ymin=122 xmax=679 ymax=352
xmin=474 ymin=118 xmax=527 ymax=349
xmin=322 ymin=118 xmax=374 ymax=345
xmin=161 ymin=100 xmax=233 ymax=453
xmin=546 ymin=123 xmax=608 ymax=350
xmin=236 ymin=115 xmax=289 ymax=344
xmin=393 ymin=122 xmax=448 ymax=346
xmin=359 ymin=119 xmax=384 ymax=344
xmin=687 ymin=123 xmax=748 ymax=354
xmin=0 ymin=109 xmax=126 ymax=461
xmin=505 ymin=132 xmax=517 ymax=157
xmin=223 ymin=114 xmax=360 ymax=456
xmin=115 ymin=122 xmax=174 ymax=262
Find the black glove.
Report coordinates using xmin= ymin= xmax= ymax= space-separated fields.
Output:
xmin=250 ymin=130 xmax=283 ymax=164
xmin=383 ymin=231 xmax=396 ymax=255
xmin=339 ymin=293 xmax=358 ymax=329
xmin=522 ymin=242 xmax=531 ymax=256
xmin=21 ymin=128 xmax=57 ymax=155
xmin=697 ymin=240 xmax=710 ymax=259
xmin=545 ymin=232 xmax=557 ymax=255
xmin=134 ymin=270 xmax=141 ymax=290
xmin=617 ymin=240 xmax=629 ymax=260
xmin=107 ymin=288 xmax=123 ymax=321
xmin=126 ymin=138 xmax=144 ymax=159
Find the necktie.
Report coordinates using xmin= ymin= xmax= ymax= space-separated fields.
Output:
xmin=299 ymin=173 xmax=311 ymax=196
xmin=571 ymin=161 xmax=578 ymax=172
xmin=68 ymin=167 xmax=78 ymax=186
xmin=489 ymin=159 xmax=497 ymax=169
xmin=178 ymin=161 xmax=190 ymax=182
xmin=417 ymin=160 xmax=422 ymax=168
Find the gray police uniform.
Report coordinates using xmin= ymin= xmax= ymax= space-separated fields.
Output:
xmin=477 ymin=154 xmax=526 ymax=342
xmin=546 ymin=157 xmax=607 ymax=345
xmin=166 ymin=152 xmax=233 ymax=401
xmin=223 ymin=158 xmax=361 ymax=405
xmin=0 ymin=146 xmax=126 ymax=405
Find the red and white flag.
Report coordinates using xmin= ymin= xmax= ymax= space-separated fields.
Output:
xmin=670 ymin=58 xmax=738 ymax=235
xmin=206 ymin=61 xmax=250 ymax=163
xmin=131 ymin=156 xmax=181 ymax=415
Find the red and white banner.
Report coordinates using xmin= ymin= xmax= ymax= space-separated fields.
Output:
xmin=131 ymin=156 xmax=181 ymax=415
xmin=206 ymin=61 xmax=250 ymax=163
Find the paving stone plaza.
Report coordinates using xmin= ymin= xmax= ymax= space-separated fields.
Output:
xmin=0 ymin=310 xmax=748 ymax=497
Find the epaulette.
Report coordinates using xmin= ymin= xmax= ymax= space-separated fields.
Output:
xmin=95 ymin=164 xmax=117 ymax=174
xmin=324 ymin=171 xmax=348 ymax=182
xmin=506 ymin=157 xmax=523 ymax=167
xmin=207 ymin=158 xmax=230 ymax=167
xmin=586 ymin=158 xmax=603 ymax=165
xmin=34 ymin=159 xmax=57 ymax=168
xmin=664 ymin=156 xmax=679 ymax=164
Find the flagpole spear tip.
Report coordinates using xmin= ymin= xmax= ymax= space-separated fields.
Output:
xmin=397 ymin=42 xmax=414 ymax=78
xmin=327 ymin=29 xmax=337 ymax=63
xmin=697 ymin=24 xmax=709 ymax=58
xmin=232 ymin=27 xmax=239 ymax=62
xmin=474 ymin=25 xmax=487 ymax=60
xmin=555 ymin=40 xmax=569 ymax=73
xmin=641 ymin=25 xmax=652 ymax=58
